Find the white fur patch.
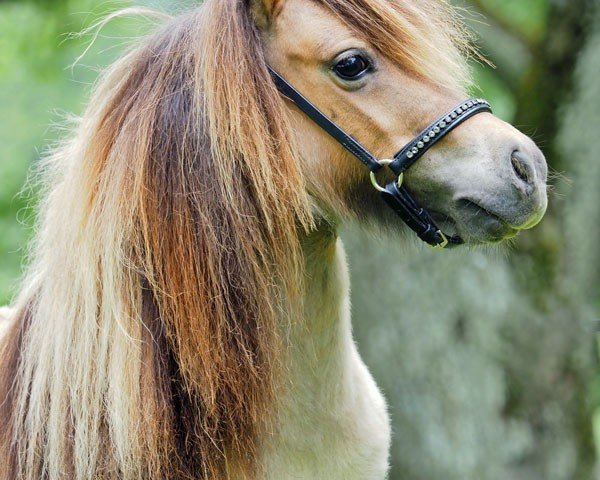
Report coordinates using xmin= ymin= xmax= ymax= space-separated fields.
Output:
xmin=261 ymin=239 xmax=391 ymax=479
xmin=0 ymin=306 xmax=14 ymax=341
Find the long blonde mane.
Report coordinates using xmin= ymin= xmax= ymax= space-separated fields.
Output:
xmin=0 ymin=1 xmax=472 ymax=479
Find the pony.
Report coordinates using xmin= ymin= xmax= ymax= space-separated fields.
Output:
xmin=0 ymin=0 xmax=548 ymax=478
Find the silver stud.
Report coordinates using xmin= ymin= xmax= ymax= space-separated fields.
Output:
xmin=451 ymin=112 xmax=457 ymax=119
xmin=456 ymin=107 xmax=463 ymax=114
xmin=417 ymin=141 xmax=424 ymax=148
xmin=411 ymin=147 xmax=419 ymax=154
xmin=440 ymin=121 xmax=447 ymax=128
xmin=407 ymin=151 xmax=414 ymax=159
xmin=429 ymin=130 xmax=435 ymax=137
xmin=423 ymin=135 xmax=430 ymax=142
xmin=434 ymin=126 xmax=441 ymax=133
xmin=467 ymin=101 xmax=473 ymax=108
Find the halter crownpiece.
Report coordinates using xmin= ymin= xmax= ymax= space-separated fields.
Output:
xmin=268 ymin=67 xmax=492 ymax=248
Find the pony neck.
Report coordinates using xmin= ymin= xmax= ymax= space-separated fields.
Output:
xmin=289 ymin=220 xmax=351 ymax=371
xmin=261 ymin=221 xmax=360 ymax=470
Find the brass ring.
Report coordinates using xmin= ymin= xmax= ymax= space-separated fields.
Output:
xmin=370 ymin=159 xmax=404 ymax=193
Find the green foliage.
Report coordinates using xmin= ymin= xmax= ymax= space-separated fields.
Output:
xmin=0 ymin=0 xmax=151 ymax=303
xmin=471 ymin=65 xmax=516 ymax=121
xmin=475 ymin=0 xmax=550 ymax=42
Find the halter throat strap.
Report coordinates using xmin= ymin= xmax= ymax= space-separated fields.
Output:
xmin=268 ymin=67 xmax=492 ymax=248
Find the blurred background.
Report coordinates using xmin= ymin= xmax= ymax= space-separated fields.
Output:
xmin=0 ymin=0 xmax=599 ymax=478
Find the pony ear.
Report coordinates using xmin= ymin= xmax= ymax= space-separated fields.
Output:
xmin=249 ymin=0 xmax=282 ymax=29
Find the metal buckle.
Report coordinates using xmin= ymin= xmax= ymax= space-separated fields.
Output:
xmin=372 ymin=161 xmax=451 ymax=250
xmin=430 ymin=230 xmax=449 ymax=249
xmin=370 ymin=159 xmax=403 ymax=193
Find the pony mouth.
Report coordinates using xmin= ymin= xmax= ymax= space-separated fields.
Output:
xmin=431 ymin=200 xmax=520 ymax=245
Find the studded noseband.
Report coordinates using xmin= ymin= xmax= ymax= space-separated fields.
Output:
xmin=268 ymin=67 xmax=492 ymax=248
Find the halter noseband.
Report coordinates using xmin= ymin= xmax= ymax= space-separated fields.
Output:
xmin=268 ymin=67 xmax=492 ymax=248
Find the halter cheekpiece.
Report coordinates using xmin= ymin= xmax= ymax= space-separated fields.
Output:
xmin=268 ymin=68 xmax=492 ymax=248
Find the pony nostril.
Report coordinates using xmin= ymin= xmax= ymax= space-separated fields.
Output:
xmin=510 ymin=150 xmax=535 ymax=189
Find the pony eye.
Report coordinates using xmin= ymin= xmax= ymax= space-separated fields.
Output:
xmin=333 ymin=53 xmax=371 ymax=80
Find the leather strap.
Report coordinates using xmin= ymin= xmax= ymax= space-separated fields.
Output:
xmin=390 ymin=99 xmax=492 ymax=175
xmin=268 ymin=68 xmax=383 ymax=172
xmin=381 ymin=181 xmax=463 ymax=247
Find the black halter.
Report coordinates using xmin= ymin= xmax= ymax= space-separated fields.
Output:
xmin=268 ymin=68 xmax=492 ymax=248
